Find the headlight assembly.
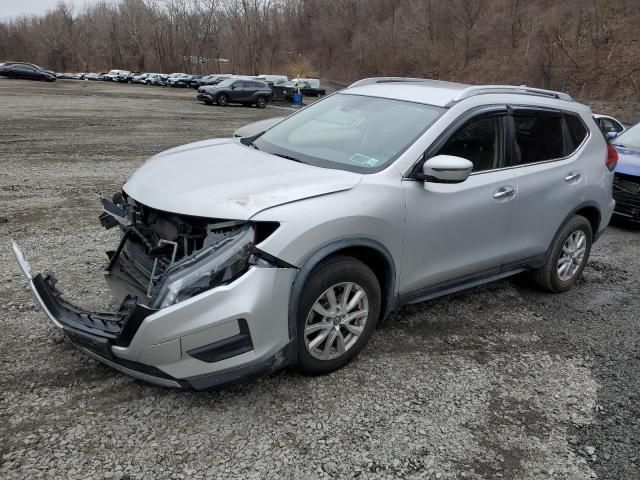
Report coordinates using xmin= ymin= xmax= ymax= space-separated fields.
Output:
xmin=152 ymin=224 xmax=254 ymax=308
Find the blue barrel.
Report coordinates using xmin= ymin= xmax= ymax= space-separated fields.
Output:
xmin=293 ymin=92 xmax=303 ymax=105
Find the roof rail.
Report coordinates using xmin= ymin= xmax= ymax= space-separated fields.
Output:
xmin=348 ymin=77 xmax=427 ymax=88
xmin=452 ymin=85 xmax=572 ymax=103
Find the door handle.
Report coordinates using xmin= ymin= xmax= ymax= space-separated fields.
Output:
xmin=564 ymin=171 xmax=582 ymax=183
xmin=493 ymin=186 xmax=516 ymax=200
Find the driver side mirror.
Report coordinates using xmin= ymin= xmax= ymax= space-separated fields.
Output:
xmin=421 ymin=155 xmax=473 ymax=184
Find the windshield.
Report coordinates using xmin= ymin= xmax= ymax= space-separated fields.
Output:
xmin=613 ymin=123 xmax=640 ymax=149
xmin=252 ymin=93 xmax=444 ymax=172
xmin=216 ymin=79 xmax=235 ymax=87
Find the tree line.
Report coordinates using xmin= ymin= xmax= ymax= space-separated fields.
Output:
xmin=1 ymin=0 xmax=639 ymax=100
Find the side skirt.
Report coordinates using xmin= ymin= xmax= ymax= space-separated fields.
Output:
xmin=397 ymin=255 xmax=545 ymax=307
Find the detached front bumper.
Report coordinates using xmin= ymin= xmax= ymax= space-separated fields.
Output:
xmin=12 ymin=241 xmax=296 ymax=390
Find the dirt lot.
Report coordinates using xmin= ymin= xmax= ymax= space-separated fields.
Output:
xmin=1 ymin=79 xmax=639 ymax=480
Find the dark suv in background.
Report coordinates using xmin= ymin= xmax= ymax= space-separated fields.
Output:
xmin=0 ymin=62 xmax=56 ymax=82
xmin=197 ymin=79 xmax=272 ymax=108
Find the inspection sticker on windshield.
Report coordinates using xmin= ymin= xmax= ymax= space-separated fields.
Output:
xmin=350 ymin=153 xmax=380 ymax=167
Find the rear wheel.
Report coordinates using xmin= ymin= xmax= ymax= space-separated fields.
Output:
xmin=531 ymin=215 xmax=593 ymax=292
xmin=256 ymin=96 xmax=267 ymax=109
xmin=296 ymin=256 xmax=381 ymax=375
xmin=216 ymin=93 xmax=229 ymax=106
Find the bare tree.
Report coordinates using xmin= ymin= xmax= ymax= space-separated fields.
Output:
xmin=455 ymin=0 xmax=483 ymax=68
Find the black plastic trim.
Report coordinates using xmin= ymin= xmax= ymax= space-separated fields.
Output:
xmin=558 ymin=200 xmax=603 ymax=244
xmin=287 ymin=238 xmax=397 ymax=342
xmin=398 ymin=254 xmax=546 ymax=306
xmin=184 ymin=341 xmax=294 ymax=391
xmin=187 ymin=319 xmax=254 ymax=363
xmin=32 ymin=273 xmax=155 ymax=347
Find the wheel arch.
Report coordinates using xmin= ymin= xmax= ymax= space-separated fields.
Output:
xmin=574 ymin=204 xmax=601 ymax=238
xmin=287 ymin=239 xmax=397 ymax=342
xmin=546 ymin=201 xmax=602 ymax=257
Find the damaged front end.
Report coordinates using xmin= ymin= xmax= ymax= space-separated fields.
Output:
xmin=12 ymin=192 xmax=290 ymax=389
xmin=100 ymin=192 xmax=263 ymax=309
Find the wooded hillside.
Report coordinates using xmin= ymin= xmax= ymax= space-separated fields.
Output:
xmin=2 ymin=0 xmax=639 ymax=101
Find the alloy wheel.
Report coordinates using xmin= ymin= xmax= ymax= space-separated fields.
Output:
xmin=304 ymin=282 xmax=369 ymax=360
xmin=557 ymin=230 xmax=587 ymax=281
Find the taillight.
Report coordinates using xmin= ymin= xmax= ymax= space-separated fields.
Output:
xmin=606 ymin=144 xmax=618 ymax=171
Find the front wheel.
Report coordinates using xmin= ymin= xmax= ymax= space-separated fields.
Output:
xmin=296 ymin=256 xmax=381 ymax=375
xmin=256 ymin=96 xmax=267 ymax=109
xmin=530 ymin=215 xmax=593 ymax=292
xmin=216 ymin=93 xmax=228 ymax=106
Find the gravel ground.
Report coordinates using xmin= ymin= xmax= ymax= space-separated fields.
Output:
xmin=1 ymin=79 xmax=639 ymax=480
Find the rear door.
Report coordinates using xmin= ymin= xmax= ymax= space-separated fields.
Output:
xmin=504 ymin=108 xmax=588 ymax=265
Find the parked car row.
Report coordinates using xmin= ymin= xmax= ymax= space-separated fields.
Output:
xmin=1 ymin=62 xmax=330 ymax=106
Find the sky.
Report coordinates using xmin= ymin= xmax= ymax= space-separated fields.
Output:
xmin=1 ymin=0 xmax=109 ymax=20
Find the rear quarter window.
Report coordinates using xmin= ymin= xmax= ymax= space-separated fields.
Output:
xmin=564 ymin=113 xmax=588 ymax=150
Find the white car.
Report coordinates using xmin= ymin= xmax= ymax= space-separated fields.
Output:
xmin=594 ymin=114 xmax=625 ymax=138
xmin=132 ymin=73 xmax=150 ymax=84
xmin=103 ymin=69 xmax=129 ymax=82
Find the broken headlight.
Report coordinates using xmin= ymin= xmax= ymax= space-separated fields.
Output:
xmin=152 ymin=224 xmax=254 ymax=309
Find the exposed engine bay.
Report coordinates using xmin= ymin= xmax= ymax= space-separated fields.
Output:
xmin=100 ymin=192 xmax=280 ymax=310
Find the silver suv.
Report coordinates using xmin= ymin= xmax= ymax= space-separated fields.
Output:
xmin=13 ymin=78 xmax=616 ymax=389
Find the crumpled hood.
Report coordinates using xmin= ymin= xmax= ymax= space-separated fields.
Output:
xmin=614 ymin=145 xmax=640 ymax=177
xmin=123 ymin=139 xmax=362 ymax=219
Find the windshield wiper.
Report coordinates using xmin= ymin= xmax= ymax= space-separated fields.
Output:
xmin=273 ymin=153 xmax=305 ymax=164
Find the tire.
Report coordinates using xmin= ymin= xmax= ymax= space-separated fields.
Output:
xmin=530 ymin=215 xmax=593 ymax=293
xmin=216 ymin=93 xmax=228 ymax=106
xmin=295 ymin=256 xmax=381 ymax=375
xmin=256 ymin=96 xmax=267 ymax=109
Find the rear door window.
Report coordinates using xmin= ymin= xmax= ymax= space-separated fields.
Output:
xmin=511 ymin=109 xmax=565 ymax=165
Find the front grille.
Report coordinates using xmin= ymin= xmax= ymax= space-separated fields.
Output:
xmin=120 ymin=237 xmax=172 ymax=295
xmin=613 ymin=173 xmax=640 ymax=208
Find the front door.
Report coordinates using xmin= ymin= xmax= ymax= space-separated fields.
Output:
xmin=400 ymin=108 xmax=517 ymax=299
xmin=231 ymin=81 xmax=250 ymax=102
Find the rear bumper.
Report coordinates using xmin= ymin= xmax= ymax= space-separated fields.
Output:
xmin=12 ymin=241 xmax=296 ymax=390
